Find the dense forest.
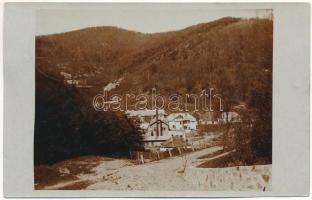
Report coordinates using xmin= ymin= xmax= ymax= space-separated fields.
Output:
xmin=35 ymin=70 xmax=144 ymax=164
xmin=36 ymin=17 xmax=272 ymax=100
xmin=35 ymin=17 xmax=272 ymax=164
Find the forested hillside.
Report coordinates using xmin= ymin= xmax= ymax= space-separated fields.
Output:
xmin=36 ymin=17 xmax=272 ymax=105
xmin=35 ymin=70 xmax=144 ymax=164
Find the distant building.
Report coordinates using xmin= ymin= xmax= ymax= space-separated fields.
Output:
xmin=126 ymin=110 xmax=199 ymax=149
xmin=126 ymin=109 xmax=170 ymax=148
xmin=60 ymin=72 xmax=90 ymax=88
xmin=143 ymin=115 xmax=171 ymax=148
xmin=198 ymin=112 xmax=217 ymax=125
xmin=125 ymin=109 xmax=166 ymax=124
xmin=167 ymin=113 xmax=197 ymax=134
xmin=218 ymin=111 xmax=242 ymax=123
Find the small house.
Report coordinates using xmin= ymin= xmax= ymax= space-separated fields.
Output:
xmin=143 ymin=114 xmax=171 ymax=148
xmin=167 ymin=113 xmax=198 ymax=134
xmin=126 ymin=109 xmax=170 ymax=149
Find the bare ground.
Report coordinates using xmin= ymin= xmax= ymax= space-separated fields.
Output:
xmin=35 ymin=146 xmax=271 ymax=191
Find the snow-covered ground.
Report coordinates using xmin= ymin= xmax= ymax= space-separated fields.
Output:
xmin=185 ymin=165 xmax=271 ymax=191
xmin=103 ymin=78 xmax=123 ymax=91
xmin=41 ymin=146 xmax=271 ymax=191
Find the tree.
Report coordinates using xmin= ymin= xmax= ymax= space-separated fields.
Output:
xmin=248 ymin=70 xmax=272 ymax=162
xmin=35 ymin=70 xmax=144 ymax=164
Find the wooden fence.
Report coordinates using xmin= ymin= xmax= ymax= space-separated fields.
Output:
xmin=130 ymin=144 xmax=214 ymax=164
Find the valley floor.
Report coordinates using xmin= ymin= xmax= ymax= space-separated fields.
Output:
xmin=37 ymin=146 xmax=271 ymax=191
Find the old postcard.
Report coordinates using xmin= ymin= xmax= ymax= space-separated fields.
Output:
xmin=3 ymin=2 xmax=310 ymax=197
xmin=34 ymin=8 xmax=273 ymax=191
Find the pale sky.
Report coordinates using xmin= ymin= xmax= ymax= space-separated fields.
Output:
xmin=36 ymin=6 xmax=272 ymax=36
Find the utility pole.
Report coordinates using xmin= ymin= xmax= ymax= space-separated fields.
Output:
xmin=154 ymin=84 xmax=159 ymax=137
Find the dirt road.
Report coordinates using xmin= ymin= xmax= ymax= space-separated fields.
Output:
xmin=86 ymin=146 xmax=223 ymax=190
xmin=42 ymin=146 xmax=271 ymax=191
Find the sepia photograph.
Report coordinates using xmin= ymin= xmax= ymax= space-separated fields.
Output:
xmin=34 ymin=7 xmax=273 ymax=191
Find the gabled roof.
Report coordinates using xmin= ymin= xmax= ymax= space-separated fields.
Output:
xmin=167 ymin=113 xmax=196 ymax=122
xmin=149 ymin=115 xmax=169 ymax=127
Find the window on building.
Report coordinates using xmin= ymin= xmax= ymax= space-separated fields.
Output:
xmin=151 ymin=131 xmax=153 ymax=136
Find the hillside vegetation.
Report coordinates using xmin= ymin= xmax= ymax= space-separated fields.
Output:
xmin=36 ymin=17 xmax=272 ymax=100
xmin=35 ymin=17 xmax=273 ymax=163
xmin=35 ymin=70 xmax=144 ymax=164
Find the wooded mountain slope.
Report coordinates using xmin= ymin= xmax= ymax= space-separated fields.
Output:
xmin=36 ymin=17 xmax=272 ymax=108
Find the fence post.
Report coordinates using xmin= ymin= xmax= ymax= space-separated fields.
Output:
xmin=178 ymin=147 xmax=181 ymax=154
xmin=168 ymin=149 xmax=172 ymax=157
xmin=140 ymin=154 xmax=144 ymax=164
xmin=136 ymin=152 xmax=140 ymax=161
xmin=157 ymin=151 xmax=160 ymax=160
